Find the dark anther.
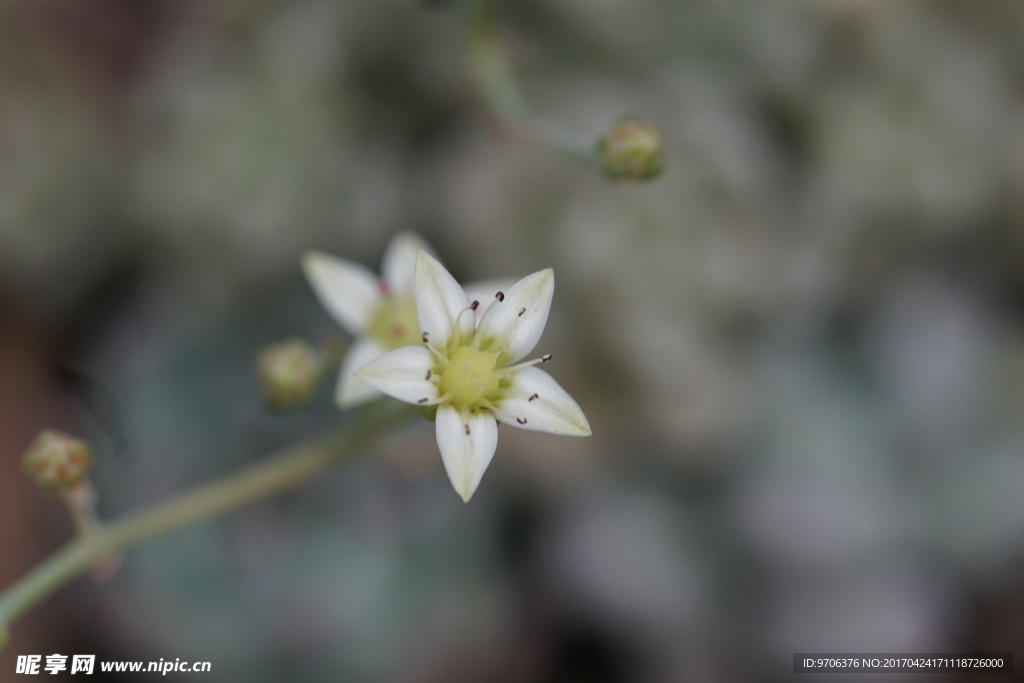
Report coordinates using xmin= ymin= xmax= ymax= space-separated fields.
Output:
xmin=422 ymin=331 xmax=430 ymax=343
xmin=495 ymin=291 xmax=505 ymax=302
xmin=464 ymin=424 xmax=471 ymax=435
xmin=470 ymin=300 xmax=479 ymax=311
xmin=541 ymin=354 xmax=552 ymax=362
xmin=517 ymin=307 xmax=526 ymax=317
xmin=516 ymin=417 xmax=527 ymax=424
xmin=528 ymin=393 xmax=539 ymax=402
xmin=425 ymin=370 xmax=432 ymax=380
xmin=417 ymin=398 xmax=429 ymax=404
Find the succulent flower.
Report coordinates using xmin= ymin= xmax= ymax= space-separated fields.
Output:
xmin=304 ymin=232 xmax=507 ymax=407
xmin=357 ymin=251 xmax=591 ymax=501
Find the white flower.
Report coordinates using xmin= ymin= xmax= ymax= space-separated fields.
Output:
xmin=357 ymin=250 xmax=591 ymax=501
xmin=304 ymin=233 xmax=509 ymax=407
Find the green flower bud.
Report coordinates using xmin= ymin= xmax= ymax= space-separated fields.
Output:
xmin=257 ymin=338 xmax=324 ymax=413
xmin=22 ymin=430 xmax=92 ymax=491
xmin=597 ymin=118 xmax=664 ymax=181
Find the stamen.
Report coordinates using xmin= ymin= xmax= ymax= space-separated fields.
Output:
xmin=528 ymin=393 xmax=539 ymax=402
xmin=464 ymin=424 xmax=471 ymax=435
xmin=425 ymin=370 xmax=432 ymax=380
xmin=499 ymin=354 xmax=551 ymax=374
xmin=516 ymin=417 xmax=527 ymax=424
xmin=427 ymin=345 xmax=449 ymax=365
xmin=417 ymin=398 xmax=429 ymax=404
xmin=495 ymin=291 xmax=505 ymax=302
xmin=470 ymin=300 xmax=479 ymax=311
xmin=453 ymin=306 xmax=478 ymax=345
xmin=422 ymin=331 xmax=430 ymax=343
xmin=517 ymin=307 xmax=526 ymax=317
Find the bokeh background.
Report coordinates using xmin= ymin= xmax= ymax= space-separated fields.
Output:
xmin=2 ymin=0 xmax=1024 ymax=680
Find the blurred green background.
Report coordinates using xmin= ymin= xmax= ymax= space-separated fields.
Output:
xmin=2 ymin=0 xmax=1024 ymax=680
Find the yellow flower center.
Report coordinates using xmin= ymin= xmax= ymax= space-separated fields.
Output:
xmin=438 ymin=345 xmax=501 ymax=409
xmin=366 ymin=294 xmax=421 ymax=350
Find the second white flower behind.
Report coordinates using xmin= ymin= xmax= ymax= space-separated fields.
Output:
xmin=303 ymin=232 xmax=510 ymax=408
xmin=357 ymin=251 xmax=591 ymax=501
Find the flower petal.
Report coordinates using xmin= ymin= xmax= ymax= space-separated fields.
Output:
xmin=354 ymin=345 xmax=440 ymax=405
xmin=414 ymin=250 xmax=472 ymax=350
xmin=435 ymin=405 xmax=498 ymax=502
xmin=302 ymin=251 xmax=380 ymax=334
xmin=475 ymin=268 xmax=553 ymax=363
xmin=381 ymin=232 xmax=435 ymax=293
xmin=335 ymin=338 xmax=387 ymax=408
xmin=493 ymin=367 xmax=591 ymax=436
xmin=463 ymin=278 xmax=516 ymax=321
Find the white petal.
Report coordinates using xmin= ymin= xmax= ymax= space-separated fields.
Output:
xmin=335 ymin=338 xmax=386 ymax=408
xmin=381 ymin=232 xmax=435 ymax=293
xmin=493 ymin=367 xmax=591 ymax=436
xmin=354 ymin=345 xmax=440 ymax=405
xmin=414 ymin=250 xmax=472 ymax=350
xmin=462 ymin=278 xmax=516 ymax=321
xmin=302 ymin=251 xmax=380 ymax=334
xmin=435 ymin=405 xmax=499 ymax=502
xmin=475 ymin=268 xmax=553 ymax=363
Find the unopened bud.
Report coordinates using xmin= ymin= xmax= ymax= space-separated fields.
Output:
xmin=257 ymin=338 xmax=323 ymax=412
xmin=22 ymin=430 xmax=92 ymax=491
xmin=597 ymin=118 xmax=664 ymax=181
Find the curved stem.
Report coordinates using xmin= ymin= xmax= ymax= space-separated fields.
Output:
xmin=0 ymin=400 xmax=416 ymax=646
xmin=465 ymin=0 xmax=597 ymax=165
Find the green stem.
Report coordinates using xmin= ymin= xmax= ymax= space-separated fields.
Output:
xmin=465 ymin=0 xmax=597 ymax=165
xmin=0 ymin=400 xmax=416 ymax=646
